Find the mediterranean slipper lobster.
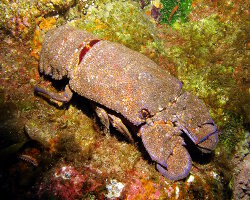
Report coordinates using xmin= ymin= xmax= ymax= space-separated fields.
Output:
xmin=35 ymin=25 xmax=218 ymax=180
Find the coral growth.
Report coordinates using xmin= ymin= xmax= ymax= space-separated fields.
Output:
xmin=38 ymin=164 xmax=88 ymax=200
xmin=38 ymin=163 xmax=108 ymax=199
xmin=73 ymin=0 xmax=161 ymax=56
xmin=0 ymin=0 xmax=74 ymax=38
xmin=124 ymin=177 xmax=162 ymax=199
xmin=30 ymin=17 xmax=57 ymax=60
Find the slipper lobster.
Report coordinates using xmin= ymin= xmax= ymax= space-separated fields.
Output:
xmin=35 ymin=25 xmax=218 ymax=180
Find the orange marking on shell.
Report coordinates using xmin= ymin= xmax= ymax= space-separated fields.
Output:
xmin=78 ymin=40 xmax=100 ymax=65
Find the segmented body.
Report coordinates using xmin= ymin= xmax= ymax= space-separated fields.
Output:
xmin=37 ymin=25 xmax=218 ymax=180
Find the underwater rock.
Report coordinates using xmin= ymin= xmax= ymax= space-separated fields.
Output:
xmin=0 ymin=102 xmax=28 ymax=148
xmin=0 ymin=0 xmax=74 ymax=38
xmin=234 ymin=154 xmax=250 ymax=200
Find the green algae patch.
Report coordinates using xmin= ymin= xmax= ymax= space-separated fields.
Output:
xmin=25 ymin=105 xmax=97 ymax=162
xmin=72 ymin=0 xmax=160 ymax=55
xmin=218 ymin=114 xmax=248 ymax=156
xmin=162 ymin=15 xmax=249 ymax=154
xmin=90 ymin=136 xmax=142 ymax=180
xmin=65 ymin=105 xmax=96 ymax=158
xmin=160 ymin=0 xmax=193 ymax=25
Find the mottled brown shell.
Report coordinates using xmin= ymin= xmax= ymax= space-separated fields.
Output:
xmin=37 ymin=25 xmax=218 ymax=180
xmin=39 ymin=25 xmax=97 ymax=80
xmin=69 ymin=40 xmax=183 ymax=125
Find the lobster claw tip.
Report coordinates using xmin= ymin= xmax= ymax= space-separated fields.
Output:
xmin=140 ymin=123 xmax=191 ymax=180
xmin=157 ymin=145 xmax=191 ymax=181
xmin=196 ymin=124 xmax=218 ymax=153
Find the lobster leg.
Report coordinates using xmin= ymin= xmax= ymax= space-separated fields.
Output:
xmin=95 ymin=106 xmax=110 ymax=130
xmin=34 ymin=85 xmax=73 ymax=103
xmin=108 ymin=114 xmax=134 ymax=142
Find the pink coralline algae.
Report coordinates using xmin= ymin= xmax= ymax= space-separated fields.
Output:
xmin=124 ymin=177 xmax=161 ymax=200
xmin=38 ymin=165 xmax=87 ymax=200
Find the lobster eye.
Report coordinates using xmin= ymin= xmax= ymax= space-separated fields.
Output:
xmin=140 ymin=109 xmax=150 ymax=119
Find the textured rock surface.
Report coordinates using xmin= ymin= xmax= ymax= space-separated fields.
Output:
xmin=234 ymin=154 xmax=250 ymax=200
